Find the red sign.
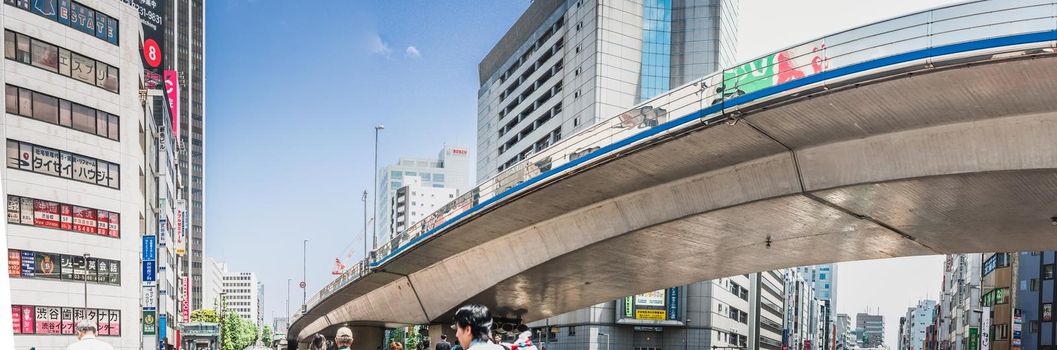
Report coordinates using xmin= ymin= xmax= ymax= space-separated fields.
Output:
xmin=96 ymin=210 xmax=110 ymax=237
xmin=12 ymin=306 xmax=21 ymax=334
xmin=451 ymin=148 xmax=468 ymax=155
xmin=300 ymin=281 xmax=306 ymax=289
xmin=60 ymin=204 xmax=73 ymax=230
xmin=21 ymin=306 xmax=34 ymax=334
xmin=36 ymin=306 xmax=60 ymax=334
xmin=182 ymin=276 xmax=190 ymax=323
xmin=108 ymin=212 xmax=119 ymax=237
xmin=72 ymin=206 xmax=97 ymax=234
xmin=143 ymin=39 xmax=162 ymax=68
xmin=33 ymin=200 xmax=60 ymax=228
xmin=164 ymin=70 xmax=180 ymax=139
xmin=8 ymin=250 xmax=20 ymax=277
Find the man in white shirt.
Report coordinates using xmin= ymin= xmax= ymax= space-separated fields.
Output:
xmin=66 ymin=320 xmax=114 ymax=350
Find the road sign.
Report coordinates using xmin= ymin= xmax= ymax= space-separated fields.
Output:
xmin=300 ymin=281 xmax=306 ymax=288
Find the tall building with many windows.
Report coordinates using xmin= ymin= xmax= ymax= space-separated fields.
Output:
xmin=1016 ymin=251 xmax=1056 ymax=350
xmin=163 ymin=0 xmax=207 ymax=310
xmin=938 ymin=254 xmax=982 ymax=350
xmin=475 ymin=0 xmax=739 ymax=181
xmin=3 ymin=1 xmax=150 ymax=348
xmin=222 ymin=269 xmax=260 ymax=326
xmin=856 ymin=313 xmax=885 ymax=348
xmin=375 ymin=146 xmax=471 ymax=246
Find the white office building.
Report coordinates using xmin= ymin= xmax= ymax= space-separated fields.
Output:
xmin=389 ymin=177 xmax=460 ymax=235
xmin=375 ymin=146 xmax=471 ymax=245
xmin=201 ymin=256 xmax=224 ymax=310
xmin=476 ymin=0 xmax=739 ymax=180
xmin=222 ymin=270 xmax=260 ymax=326
xmin=899 ymin=300 xmax=937 ymax=350
xmin=3 ymin=1 xmax=155 ymax=349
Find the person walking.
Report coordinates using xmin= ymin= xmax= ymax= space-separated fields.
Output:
xmin=66 ymin=320 xmax=114 ymax=350
xmin=335 ymin=327 xmax=354 ymax=350
xmin=451 ymin=304 xmax=503 ymax=350
xmin=436 ymin=335 xmax=452 ymax=350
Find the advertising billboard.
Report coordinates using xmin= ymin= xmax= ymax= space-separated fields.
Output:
xmin=10 ymin=304 xmax=118 ymax=336
xmin=120 ymin=0 xmax=164 ymax=88
xmin=981 ymin=307 xmax=991 ymax=350
xmin=622 ymin=287 xmax=680 ymax=322
xmin=164 ymin=70 xmax=180 ymax=138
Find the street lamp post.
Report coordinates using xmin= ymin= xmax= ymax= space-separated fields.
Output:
xmin=220 ymin=291 xmax=227 ymax=347
xmin=598 ymin=332 xmax=610 ymax=350
xmin=286 ymin=278 xmax=291 ymax=329
xmin=302 ymin=239 xmax=308 ymax=310
xmin=362 ymin=190 xmax=368 ymax=260
xmin=372 ymin=125 xmax=384 ymax=250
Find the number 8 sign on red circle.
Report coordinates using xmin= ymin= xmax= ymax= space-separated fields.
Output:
xmin=143 ymin=39 xmax=162 ymax=68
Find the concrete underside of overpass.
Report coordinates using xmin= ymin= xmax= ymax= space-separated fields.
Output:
xmin=293 ymin=54 xmax=1057 ymax=340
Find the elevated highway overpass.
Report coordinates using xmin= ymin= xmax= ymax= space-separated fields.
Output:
xmin=290 ymin=0 xmax=1057 ymax=346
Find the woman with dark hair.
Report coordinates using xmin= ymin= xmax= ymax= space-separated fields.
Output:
xmin=451 ymin=304 xmax=503 ymax=350
xmin=310 ymin=333 xmax=327 ymax=350
xmin=389 ymin=341 xmax=405 ymax=350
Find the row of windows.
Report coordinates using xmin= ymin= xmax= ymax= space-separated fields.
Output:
xmin=498 ymin=60 xmax=564 ymax=137
xmin=499 ymin=38 xmax=566 ymax=106
xmin=498 ymin=126 xmax=562 ymax=173
xmin=497 ymin=85 xmax=563 ymax=156
xmin=982 ymin=253 xmax=1010 ymax=277
xmin=5 ymin=85 xmax=120 ymax=140
xmin=7 ymin=140 xmax=120 ymax=189
xmin=729 ymin=281 xmax=749 ymax=301
xmin=4 ymin=30 xmax=120 ymax=93
xmin=981 ymin=287 xmax=1009 ymax=307
xmin=4 ymin=0 xmax=119 ymax=45
xmin=498 ymin=15 xmax=565 ymax=85
xmin=8 ymin=248 xmax=120 ymax=285
xmin=7 ymin=195 xmax=120 ymax=238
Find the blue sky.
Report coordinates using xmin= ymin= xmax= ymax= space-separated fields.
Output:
xmin=205 ymin=0 xmax=959 ymax=341
xmin=204 ymin=0 xmax=529 ymax=324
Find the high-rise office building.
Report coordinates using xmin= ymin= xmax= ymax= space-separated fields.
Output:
xmin=475 ymin=0 xmax=739 ymax=181
xmin=3 ymin=1 xmax=150 ymax=348
xmin=1014 ymin=251 xmax=1055 ymax=350
xmin=222 ymin=269 xmax=260 ymax=325
xmin=836 ymin=314 xmax=853 ymax=350
xmin=164 ymin=0 xmax=207 ymax=310
xmin=749 ymin=270 xmax=786 ymax=350
xmin=938 ymin=254 xmax=982 ymax=350
xmin=856 ymin=313 xmax=885 ymax=348
xmin=981 ymin=252 xmax=1015 ymax=350
xmin=375 ymin=146 xmax=471 ymax=245
xmin=478 ymin=1 xmax=738 ymax=348
xmin=898 ymin=300 xmax=937 ymax=350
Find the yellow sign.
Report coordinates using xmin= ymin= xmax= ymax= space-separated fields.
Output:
xmin=635 ymin=309 xmax=666 ymax=320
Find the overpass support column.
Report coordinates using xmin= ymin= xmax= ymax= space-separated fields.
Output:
xmin=352 ymin=326 xmax=387 ymax=350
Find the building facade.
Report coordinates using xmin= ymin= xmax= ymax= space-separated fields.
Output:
xmin=388 ymin=177 xmax=460 ymax=235
xmin=899 ymin=300 xmax=937 ymax=350
xmin=164 ymin=0 xmax=207 ymax=311
xmin=938 ymin=254 xmax=982 ymax=350
xmin=201 ymin=255 xmax=223 ymax=311
xmin=836 ymin=314 xmax=852 ymax=350
xmin=749 ymin=270 xmax=786 ymax=350
xmin=375 ymin=146 xmax=471 ymax=245
xmin=981 ymin=252 xmax=1015 ymax=350
xmin=1015 ymin=251 xmax=1056 ymax=350
xmin=475 ymin=0 xmax=740 ymax=181
xmin=856 ymin=313 xmax=885 ymax=348
xmin=222 ymin=270 xmax=260 ymax=326
xmin=3 ymin=1 xmax=151 ymax=349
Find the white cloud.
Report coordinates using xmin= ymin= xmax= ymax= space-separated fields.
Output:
xmin=405 ymin=46 xmax=421 ymax=58
xmin=369 ymin=34 xmax=392 ymax=57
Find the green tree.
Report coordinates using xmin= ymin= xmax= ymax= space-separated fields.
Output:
xmin=262 ymin=325 xmax=273 ymax=345
xmin=221 ymin=312 xmax=242 ymax=350
xmin=190 ymin=309 xmax=219 ymax=323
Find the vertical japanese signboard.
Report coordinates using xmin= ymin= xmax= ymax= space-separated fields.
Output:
xmin=175 ymin=200 xmax=186 ymax=255
xmin=981 ymin=306 xmax=991 ymax=350
xmin=164 ymin=70 xmax=180 ymax=138
xmin=182 ymin=276 xmax=190 ymax=323
xmin=120 ymin=0 xmax=164 ymax=88
xmin=143 ymin=309 xmax=156 ymax=335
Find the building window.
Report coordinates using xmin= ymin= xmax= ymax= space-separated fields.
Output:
xmin=3 ymin=30 xmax=119 ymax=93
xmin=4 ymin=0 xmax=120 ymax=45
xmin=575 ymin=21 xmax=583 ymax=31
xmin=1030 ymin=278 xmax=1039 ymax=291
xmin=574 ymin=89 xmax=581 ymax=99
xmin=6 ymin=85 xmax=119 ymax=141
xmin=568 ymin=326 xmax=575 ymax=336
xmin=1044 ymin=303 xmax=1053 ymax=322
xmin=1044 ymin=264 xmax=1054 ymax=280
xmin=1030 ymin=320 xmax=1040 ymax=333
xmin=573 ymin=116 xmax=580 ymax=127
xmin=637 ymin=0 xmax=672 ymax=101
xmin=7 ymin=139 xmax=120 ymax=189
xmin=575 ymin=44 xmax=581 ymax=53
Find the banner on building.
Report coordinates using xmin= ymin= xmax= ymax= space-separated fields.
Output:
xmin=182 ymin=276 xmax=190 ymax=323
xmin=142 ymin=260 xmax=156 ymax=284
xmin=175 ymin=201 xmax=186 ymax=255
xmin=142 ymin=235 xmax=156 ymax=261
xmin=164 ymin=70 xmax=180 ymax=138
xmin=621 ymin=288 xmax=679 ymax=321
xmin=981 ymin=307 xmax=991 ymax=350
xmin=143 ymin=309 xmax=157 ymax=335
xmin=119 ymin=0 xmax=165 ymax=88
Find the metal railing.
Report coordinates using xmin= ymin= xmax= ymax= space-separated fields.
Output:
xmin=297 ymin=0 xmax=1057 ymax=323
